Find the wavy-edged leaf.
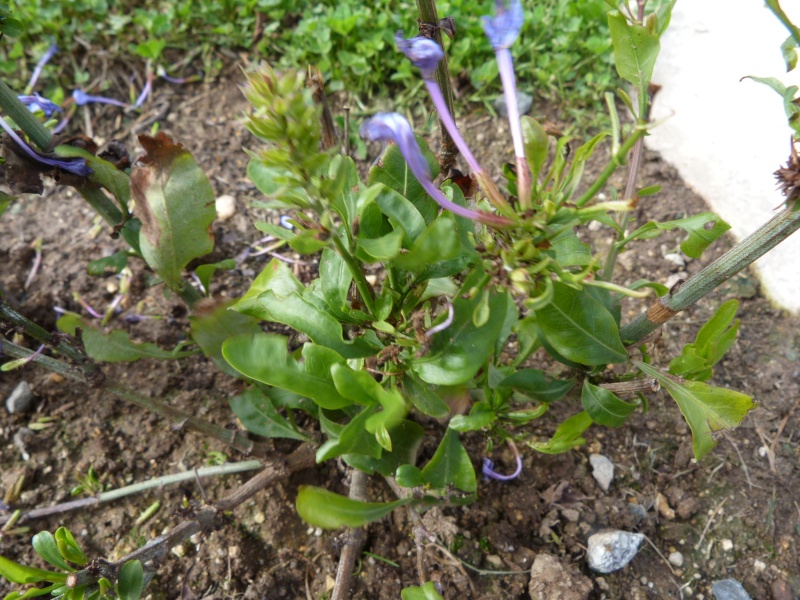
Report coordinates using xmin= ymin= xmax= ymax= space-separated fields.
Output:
xmin=130 ymin=133 xmax=216 ymax=290
xmin=344 ymin=420 xmax=425 ymax=476
xmin=230 ymin=388 xmax=311 ymax=441
xmin=222 ymin=333 xmax=353 ymax=410
xmin=528 ymin=411 xmax=592 ymax=454
xmin=608 ymin=11 xmax=659 ymax=93
xmin=296 ymin=485 xmax=412 ymax=529
xmin=634 ymin=361 xmax=758 ymax=459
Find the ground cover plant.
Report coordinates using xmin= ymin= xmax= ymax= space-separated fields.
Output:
xmin=1 ymin=0 xmax=800 ymax=598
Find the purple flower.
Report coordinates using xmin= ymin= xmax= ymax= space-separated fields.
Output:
xmin=26 ymin=41 xmax=58 ymax=93
xmin=0 ymin=115 xmax=92 ymax=176
xmin=395 ymin=32 xmax=444 ymax=80
xmin=482 ymin=0 xmax=524 ymax=50
xmin=18 ymin=93 xmax=61 ymax=118
xmin=482 ymin=455 xmax=523 ymax=481
xmin=361 ymin=113 xmax=512 ymax=227
xmin=72 ymin=89 xmax=127 ymax=108
xmin=133 ymin=73 xmax=152 ymax=109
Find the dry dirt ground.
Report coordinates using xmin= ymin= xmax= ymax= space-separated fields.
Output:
xmin=2 ymin=62 xmax=800 ymax=600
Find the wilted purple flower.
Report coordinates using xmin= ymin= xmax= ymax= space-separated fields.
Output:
xmin=360 ymin=113 xmax=512 ymax=227
xmin=72 ymin=89 xmax=127 ymax=108
xmin=482 ymin=0 xmax=524 ymax=50
xmin=482 ymin=455 xmax=523 ymax=481
xmin=0 ymin=115 xmax=91 ymax=176
xmin=395 ymin=32 xmax=444 ymax=80
xmin=26 ymin=41 xmax=58 ymax=93
xmin=18 ymin=93 xmax=61 ymax=118
xmin=133 ymin=73 xmax=152 ymax=109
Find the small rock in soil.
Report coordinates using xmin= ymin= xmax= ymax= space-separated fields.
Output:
xmin=215 ymin=194 xmax=236 ymax=221
xmin=586 ymin=530 xmax=644 ymax=573
xmin=6 ymin=381 xmax=35 ymax=414
xmin=712 ymin=579 xmax=752 ymax=600
xmin=668 ymin=551 xmax=683 ymax=567
xmin=676 ymin=495 xmax=701 ymax=520
xmin=529 ymin=553 xmax=592 ymax=600
xmin=589 ymin=454 xmax=614 ymax=491
xmin=494 ymin=91 xmax=533 ymax=117
xmin=771 ymin=579 xmax=793 ymax=600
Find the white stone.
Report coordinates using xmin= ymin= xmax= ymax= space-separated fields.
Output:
xmin=215 ymin=194 xmax=236 ymax=221
xmin=721 ymin=539 xmax=734 ymax=552
xmin=668 ymin=551 xmax=684 ymax=567
xmin=753 ymin=559 xmax=766 ymax=573
xmin=646 ymin=1 xmax=800 ymax=312
xmin=589 ymin=454 xmax=614 ymax=492
xmin=5 ymin=381 xmax=34 ymax=414
xmin=586 ymin=530 xmax=644 ymax=573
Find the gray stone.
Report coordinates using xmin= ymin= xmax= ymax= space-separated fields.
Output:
xmin=712 ymin=579 xmax=752 ymax=600
xmin=6 ymin=381 xmax=34 ymax=414
xmin=589 ymin=454 xmax=614 ymax=491
xmin=494 ymin=90 xmax=533 ymax=118
xmin=586 ymin=530 xmax=644 ymax=573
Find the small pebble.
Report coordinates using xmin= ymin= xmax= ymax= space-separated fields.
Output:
xmin=668 ymin=551 xmax=684 ymax=567
xmin=656 ymin=492 xmax=676 ymax=520
xmin=720 ymin=539 xmax=733 ymax=551
xmin=712 ymin=579 xmax=752 ymax=600
xmin=215 ymin=194 xmax=236 ymax=221
xmin=494 ymin=90 xmax=533 ymax=117
xmin=586 ymin=530 xmax=644 ymax=573
xmin=589 ymin=454 xmax=614 ymax=492
xmin=753 ymin=559 xmax=766 ymax=573
xmin=6 ymin=381 xmax=35 ymax=414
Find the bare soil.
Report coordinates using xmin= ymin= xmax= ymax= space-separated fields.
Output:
xmin=2 ymin=64 xmax=800 ymax=600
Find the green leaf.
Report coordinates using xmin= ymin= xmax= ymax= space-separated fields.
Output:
xmin=54 ymin=146 xmax=131 ymax=214
xmin=395 ymin=464 xmax=426 ymax=488
xmin=117 ymin=560 xmax=143 ymax=600
xmin=421 ymin=428 xmax=476 ymax=493
xmin=528 ymin=411 xmax=592 ymax=454
xmin=375 ymin=184 xmax=426 ymax=245
xmin=356 ymin=230 xmax=404 ymax=262
xmin=296 ymin=485 xmax=412 ymax=529
xmin=411 ymin=273 xmax=512 ymax=385
xmin=233 ymin=258 xmax=304 ymax=316
xmin=230 ymin=388 xmax=311 ymax=441
xmin=0 ymin=16 xmax=22 ymax=37
xmin=87 ymin=251 xmax=128 ymax=276
xmin=319 ymin=248 xmax=352 ymax=319
xmin=189 ymin=299 xmax=263 ymax=378
xmin=449 ymin=401 xmax=496 ymax=432
xmin=32 ymin=532 xmax=72 ymax=571
xmin=403 ymin=375 xmax=451 ymax=419
xmin=233 ymin=290 xmax=380 ymax=359
xmin=498 ymin=369 xmax=575 ymax=403
xmin=130 ymin=133 xmax=216 ymax=291
xmin=390 ymin=216 xmax=462 ymax=274
xmin=222 ymin=334 xmax=353 ymax=410
xmin=317 ymin=406 xmax=383 ymax=462
xmin=401 ymin=581 xmax=445 ymax=600
xmin=0 ymin=556 xmax=66 ymax=584
xmin=367 ymin=138 xmax=439 ymax=222
xmin=669 ymin=300 xmax=740 ymax=381
xmin=57 ymin=315 xmax=195 ymax=363
xmin=549 ymin=230 xmax=592 ymax=266
xmin=658 ymin=212 xmax=730 ymax=259
xmin=54 ymin=528 xmax=87 ymax=567
xmin=608 ymin=11 xmax=660 ymax=94
xmin=537 ymin=282 xmax=627 ymax=366
xmin=580 ymin=381 xmax=637 ymax=427
xmin=195 ymin=259 xmax=236 ymax=295
xmin=521 ymin=116 xmax=549 ymax=180
xmin=781 ymin=35 xmax=799 ymax=72
xmin=344 ymin=420 xmax=425 ymax=476
xmin=633 ymin=361 xmax=758 ymax=460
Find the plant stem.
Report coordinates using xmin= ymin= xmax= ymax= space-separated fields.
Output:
xmin=0 ymin=80 xmax=52 ymax=151
xmin=0 ymin=461 xmax=263 ymax=526
xmin=765 ymin=0 xmax=800 ymax=47
xmin=576 ymin=126 xmax=646 ymax=208
xmin=331 ymin=233 xmax=376 ymax=316
xmin=0 ymin=336 xmax=267 ymax=457
xmin=64 ymin=445 xmax=316 ymax=590
xmin=331 ymin=469 xmax=368 ymax=600
xmin=620 ymin=203 xmax=800 ymax=345
xmin=75 ymin=183 xmax=125 ymax=227
xmin=415 ymin=0 xmax=458 ymax=172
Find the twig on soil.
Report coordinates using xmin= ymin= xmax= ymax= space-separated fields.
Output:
xmin=641 ymin=534 xmax=677 ymax=577
xmin=723 ymin=431 xmax=758 ymax=489
xmin=23 ymin=238 xmax=43 ymax=290
xmin=754 ymin=424 xmax=778 ymax=473
xmin=385 ymin=477 xmax=428 ymax=586
xmin=64 ymin=444 xmax=316 ymax=590
xmin=0 ymin=461 xmax=263 ymax=526
xmin=424 ymin=543 xmax=477 ymax=597
xmin=693 ymin=496 xmax=728 ymax=551
xmin=331 ymin=469 xmax=369 ymax=600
